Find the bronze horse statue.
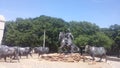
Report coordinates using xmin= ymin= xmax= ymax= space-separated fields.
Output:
xmin=58 ymin=31 xmax=79 ymax=53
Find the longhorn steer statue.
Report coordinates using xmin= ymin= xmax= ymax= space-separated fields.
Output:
xmin=85 ymin=45 xmax=107 ymax=62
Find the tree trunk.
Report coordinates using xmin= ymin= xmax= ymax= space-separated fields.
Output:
xmin=43 ymin=29 xmax=45 ymax=47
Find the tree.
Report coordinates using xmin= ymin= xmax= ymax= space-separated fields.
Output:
xmin=74 ymin=35 xmax=89 ymax=47
xmin=2 ymin=15 xmax=117 ymax=53
xmin=3 ymin=15 xmax=68 ymax=52
xmin=89 ymin=32 xmax=113 ymax=48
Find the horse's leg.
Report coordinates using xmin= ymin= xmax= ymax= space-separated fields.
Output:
xmin=68 ymin=47 xmax=71 ymax=53
xmin=70 ymin=46 xmax=74 ymax=53
xmin=59 ymin=44 xmax=65 ymax=54
xmin=64 ymin=47 xmax=68 ymax=54
xmin=66 ymin=46 xmax=71 ymax=54
xmin=74 ymin=46 xmax=80 ymax=53
xmin=60 ymin=47 xmax=64 ymax=54
xmin=59 ymin=47 xmax=63 ymax=53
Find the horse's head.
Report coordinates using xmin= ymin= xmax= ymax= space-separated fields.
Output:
xmin=59 ymin=32 xmax=65 ymax=42
xmin=64 ymin=38 xmax=68 ymax=45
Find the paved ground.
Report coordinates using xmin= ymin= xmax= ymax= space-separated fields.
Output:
xmin=107 ymin=56 xmax=120 ymax=68
xmin=0 ymin=54 xmax=119 ymax=68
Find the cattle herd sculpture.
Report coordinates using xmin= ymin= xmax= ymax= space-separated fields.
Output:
xmin=0 ymin=45 xmax=50 ymax=62
xmin=0 ymin=29 xmax=107 ymax=63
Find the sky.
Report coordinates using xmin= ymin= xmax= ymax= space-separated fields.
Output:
xmin=0 ymin=0 xmax=120 ymax=28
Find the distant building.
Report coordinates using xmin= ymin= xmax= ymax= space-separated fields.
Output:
xmin=0 ymin=15 xmax=5 ymax=45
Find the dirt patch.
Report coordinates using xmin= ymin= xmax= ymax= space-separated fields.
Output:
xmin=0 ymin=53 xmax=117 ymax=68
xmin=41 ymin=53 xmax=85 ymax=62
